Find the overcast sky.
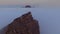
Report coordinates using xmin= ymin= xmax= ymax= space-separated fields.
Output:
xmin=0 ymin=0 xmax=59 ymax=5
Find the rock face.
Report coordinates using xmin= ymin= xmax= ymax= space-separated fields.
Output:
xmin=5 ymin=12 xmax=40 ymax=34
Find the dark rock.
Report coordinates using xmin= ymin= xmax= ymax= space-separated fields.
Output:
xmin=5 ymin=12 xmax=40 ymax=34
xmin=25 ymin=5 xmax=31 ymax=8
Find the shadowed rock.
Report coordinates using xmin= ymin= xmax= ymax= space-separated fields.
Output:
xmin=0 ymin=12 xmax=40 ymax=34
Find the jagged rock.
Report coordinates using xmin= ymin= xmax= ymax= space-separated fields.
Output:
xmin=5 ymin=12 xmax=40 ymax=34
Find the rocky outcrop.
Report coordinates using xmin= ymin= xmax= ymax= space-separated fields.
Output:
xmin=4 ymin=12 xmax=40 ymax=34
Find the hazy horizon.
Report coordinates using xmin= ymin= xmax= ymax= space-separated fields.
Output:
xmin=0 ymin=0 xmax=60 ymax=7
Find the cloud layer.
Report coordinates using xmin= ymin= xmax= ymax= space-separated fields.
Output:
xmin=0 ymin=0 xmax=60 ymax=7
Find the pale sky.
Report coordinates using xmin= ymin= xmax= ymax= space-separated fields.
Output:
xmin=0 ymin=0 xmax=60 ymax=6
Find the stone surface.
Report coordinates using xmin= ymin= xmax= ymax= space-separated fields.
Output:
xmin=5 ymin=12 xmax=40 ymax=34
